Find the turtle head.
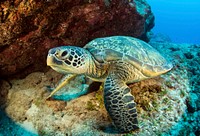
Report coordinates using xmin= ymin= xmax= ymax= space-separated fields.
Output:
xmin=47 ymin=46 xmax=91 ymax=74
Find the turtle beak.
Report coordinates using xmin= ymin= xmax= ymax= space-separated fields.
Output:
xmin=47 ymin=48 xmax=56 ymax=66
xmin=47 ymin=55 xmax=63 ymax=66
xmin=47 ymin=48 xmax=63 ymax=66
xmin=46 ymin=56 xmax=68 ymax=74
xmin=47 ymin=51 xmax=72 ymax=74
xmin=46 ymin=55 xmax=54 ymax=66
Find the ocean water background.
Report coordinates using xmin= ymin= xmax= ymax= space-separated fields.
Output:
xmin=147 ymin=0 xmax=200 ymax=44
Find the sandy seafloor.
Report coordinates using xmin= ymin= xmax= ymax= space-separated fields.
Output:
xmin=0 ymin=37 xmax=200 ymax=136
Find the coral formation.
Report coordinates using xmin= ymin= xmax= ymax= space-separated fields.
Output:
xmin=0 ymin=0 xmax=154 ymax=78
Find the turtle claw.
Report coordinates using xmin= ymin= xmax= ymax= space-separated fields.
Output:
xmin=45 ymin=95 xmax=54 ymax=101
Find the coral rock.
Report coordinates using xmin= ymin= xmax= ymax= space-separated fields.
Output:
xmin=0 ymin=0 xmax=154 ymax=78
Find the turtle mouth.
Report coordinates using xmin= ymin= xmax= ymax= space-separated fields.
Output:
xmin=47 ymin=55 xmax=63 ymax=66
xmin=47 ymin=55 xmax=71 ymax=74
xmin=49 ymin=65 xmax=71 ymax=74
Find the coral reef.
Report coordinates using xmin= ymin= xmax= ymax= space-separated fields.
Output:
xmin=0 ymin=0 xmax=154 ymax=78
xmin=0 ymin=36 xmax=199 ymax=135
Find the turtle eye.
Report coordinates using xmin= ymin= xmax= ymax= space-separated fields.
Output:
xmin=61 ymin=51 xmax=68 ymax=57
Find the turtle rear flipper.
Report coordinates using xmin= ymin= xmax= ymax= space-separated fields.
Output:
xmin=104 ymin=75 xmax=139 ymax=132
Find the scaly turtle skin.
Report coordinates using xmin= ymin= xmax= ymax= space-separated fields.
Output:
xmin=46 ymin=36 xmax=173 ymax=132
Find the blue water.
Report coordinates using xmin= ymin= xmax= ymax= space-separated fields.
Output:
xmin=147 ymin=0 xmax=200 ymax=44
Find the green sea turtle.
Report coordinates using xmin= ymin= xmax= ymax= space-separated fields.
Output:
xmin=46 ymin=36 xmax=173 ymax=132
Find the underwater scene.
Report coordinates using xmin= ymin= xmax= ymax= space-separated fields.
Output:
xmin=0 ymin=0 xmax=199 ymax=136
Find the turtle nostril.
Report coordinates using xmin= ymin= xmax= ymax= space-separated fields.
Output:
xmin=49 ymin=48 xmax=56 ymax=54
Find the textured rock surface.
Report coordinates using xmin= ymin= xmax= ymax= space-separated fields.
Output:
xmin=0 ymin=0 xmax=154 ymax=78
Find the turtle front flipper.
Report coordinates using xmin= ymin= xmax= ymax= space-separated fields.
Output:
xmin=104 ymin=75 xmax=139 ymax=132
xmin=46 ymin=74 xmax=77 ymax=99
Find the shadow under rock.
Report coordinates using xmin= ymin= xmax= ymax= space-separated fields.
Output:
xmin=0 ymin=79 xmax=38 ymax=136
xmin=0 ymin=108 xmax=38 ymax=136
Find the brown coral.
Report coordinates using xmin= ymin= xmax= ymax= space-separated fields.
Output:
xmin=0 ymin=0 xmax=154 ymax=78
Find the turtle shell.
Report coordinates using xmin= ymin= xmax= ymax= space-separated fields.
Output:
xmin=84 ymin=36 xmax=173 ymax=77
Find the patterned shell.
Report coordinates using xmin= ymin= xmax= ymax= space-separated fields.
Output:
xmin=84 ymin=36 xmax=173 ymax=77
